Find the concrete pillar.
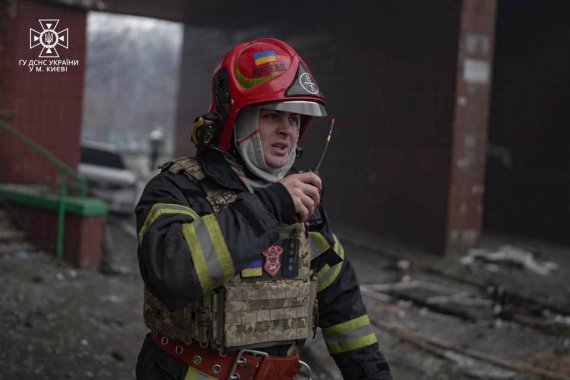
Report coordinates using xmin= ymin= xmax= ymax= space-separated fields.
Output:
xmin=446 ymin=0 xmax=497 ymax=253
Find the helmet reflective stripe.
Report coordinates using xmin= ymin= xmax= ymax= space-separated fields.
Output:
xmin=260 ymin=101 xmax=327 ymax=117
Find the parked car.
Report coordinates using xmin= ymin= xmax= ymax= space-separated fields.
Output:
xmin=78 ymin=141 xmax=142 ymax=214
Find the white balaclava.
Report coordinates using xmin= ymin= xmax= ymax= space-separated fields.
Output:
xmin=234 ymin=106 xmax=297 ymax=184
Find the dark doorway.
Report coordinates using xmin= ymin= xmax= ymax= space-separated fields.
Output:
xmin=484 ymin=0 xmax=570 ymax=243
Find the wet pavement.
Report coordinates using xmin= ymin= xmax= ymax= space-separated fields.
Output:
xmin=0 ymin=208 xmax=569 ymax=379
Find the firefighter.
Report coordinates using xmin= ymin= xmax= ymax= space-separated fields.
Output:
xmin=135 ymin=38 xmax=392 ymax=380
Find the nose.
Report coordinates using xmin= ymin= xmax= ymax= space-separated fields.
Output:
xmin=276 ymin=118 xmax=298 ymax=135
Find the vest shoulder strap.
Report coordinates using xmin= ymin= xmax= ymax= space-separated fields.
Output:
xmin=160 ymin=157 xmax=205 ymax=182
xmin=161 ymin=157 xmax=237 ymax=213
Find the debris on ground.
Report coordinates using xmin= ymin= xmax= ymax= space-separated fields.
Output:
xmin=460 ymin=245 xmax=559 ymax=276
xmin=2 ymin=211 xmax=570 ymax=379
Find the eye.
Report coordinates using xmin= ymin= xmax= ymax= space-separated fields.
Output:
xmin=289 ymin=115 xmax=301 ymax=127
xmin=261 ymin=110 xmax=280 ymax=120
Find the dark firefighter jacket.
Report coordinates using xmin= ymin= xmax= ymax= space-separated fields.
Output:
xmin=135 ymin=147 xmax=392 ymax=380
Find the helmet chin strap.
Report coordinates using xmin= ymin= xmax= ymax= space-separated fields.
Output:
xmin=234 ymin=106 xmax=296 ymax=183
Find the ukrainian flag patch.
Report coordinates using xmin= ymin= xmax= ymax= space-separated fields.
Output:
xmin=241 ymin=259 xmax=263 ymax=278
xmin=253 ymin=50 xmax=276 ymax=65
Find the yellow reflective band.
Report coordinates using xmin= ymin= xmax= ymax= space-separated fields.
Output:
xmin=323 ymin=315 xmax=378 ymax=354
xmin=316 ymin=264 xmax=331 ymax=279
xmin=184 ymin=366 xmax=199 ymax=380
xmin=184 ymin=365 xmax=217 ymax=380
xmin=327 ymin=333 xmax=378 ymax=354
xmin=182 ymin=224 xmax=213 ymax=292
xmin=202 ymin=214 xmax=235 ymax=281
xmin=324 ymin=315 xmax=371 ymax=336
xmin=309 ymin=231 xmax=330 ymax=254
xmin=317 ymin=262 xmax=341 ymax=292
xmin=317 ymin=243 xmax=345 ymax=292
xmin=332 ymin=233 xmax=342 ymax=255
xmin=138 ymin=203 xmax=199 ymax=245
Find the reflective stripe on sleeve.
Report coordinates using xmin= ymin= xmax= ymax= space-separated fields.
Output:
xmin=184 ymin=365 xmax=217 ymax=380
xmin=182 ymin=223 xmax=212 ymax=291
xmin=309 ymin=231 xmax=331 ymax=260
xmin=182 ymin=214 xmax=235 ymax=293
xmin=202 ymin=214 xmax=234 ymax=282
xmin=140 ymin=202 xmax=235 ymax=293
xmin=138 ymin=203 xmax=199 ymax=245
xmin=322 ymin=314 xmax=378 ymax=354
xmin=331 ymin=233 xmax=343 ymax=255
xmin=316 ymin=239 xmax=345 ymax=292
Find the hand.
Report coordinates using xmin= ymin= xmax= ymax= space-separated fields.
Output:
xmin=280 ymin=172 xmax=322 ymax=222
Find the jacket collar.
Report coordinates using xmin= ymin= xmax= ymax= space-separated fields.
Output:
xmin=196 ymin=146 xmax=247 ymax=192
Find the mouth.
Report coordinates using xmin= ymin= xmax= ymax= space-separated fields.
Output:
xmin=271 ymin=142 xmax=290 ymax=154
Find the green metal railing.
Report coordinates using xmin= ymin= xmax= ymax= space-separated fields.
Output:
xmin=0 ymin=118 xmax=89 ymax=263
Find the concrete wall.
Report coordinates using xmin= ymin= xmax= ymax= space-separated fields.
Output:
xmin=8 ymin=203 xmax=105 ymax=270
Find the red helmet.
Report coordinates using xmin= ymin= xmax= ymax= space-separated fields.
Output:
xmin=207 ymin=38 xmax=327 ymax=151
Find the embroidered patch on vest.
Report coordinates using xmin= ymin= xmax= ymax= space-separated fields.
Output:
xmin=241 ymin=259 xmax=263 ymax=278
xmin=281 ymin=239 xmax=299 ymax=278
xmin=262 ymin=245 xmax=283 ymax=277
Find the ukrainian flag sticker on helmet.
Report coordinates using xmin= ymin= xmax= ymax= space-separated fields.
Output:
xmin=253 ymin=50 xmax=277 ymax=65
xmin=235 ymin=43 xmax=291 ymax=89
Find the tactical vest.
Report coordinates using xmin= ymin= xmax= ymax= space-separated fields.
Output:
xmin=143 ymin=157 xmax=317 ymax=352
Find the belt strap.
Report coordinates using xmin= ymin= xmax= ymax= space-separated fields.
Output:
xmin=151 ymin=332 xmax=301 ymax=380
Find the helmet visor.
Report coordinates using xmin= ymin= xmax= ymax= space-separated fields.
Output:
xmin=261 ymin=101 xmax=327 ymax=117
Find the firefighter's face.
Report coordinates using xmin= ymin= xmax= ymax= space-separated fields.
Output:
xmin=258 ymin=109 xmax=300 ymax=168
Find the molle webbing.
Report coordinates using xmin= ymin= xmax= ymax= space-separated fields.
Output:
xmin=143 ymin=289 xmax=196 ymax=345
xmin=144 ymin=288 xmax=224 ymax=346
xmin=222 ymin=279 xmax=317 ymax=348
